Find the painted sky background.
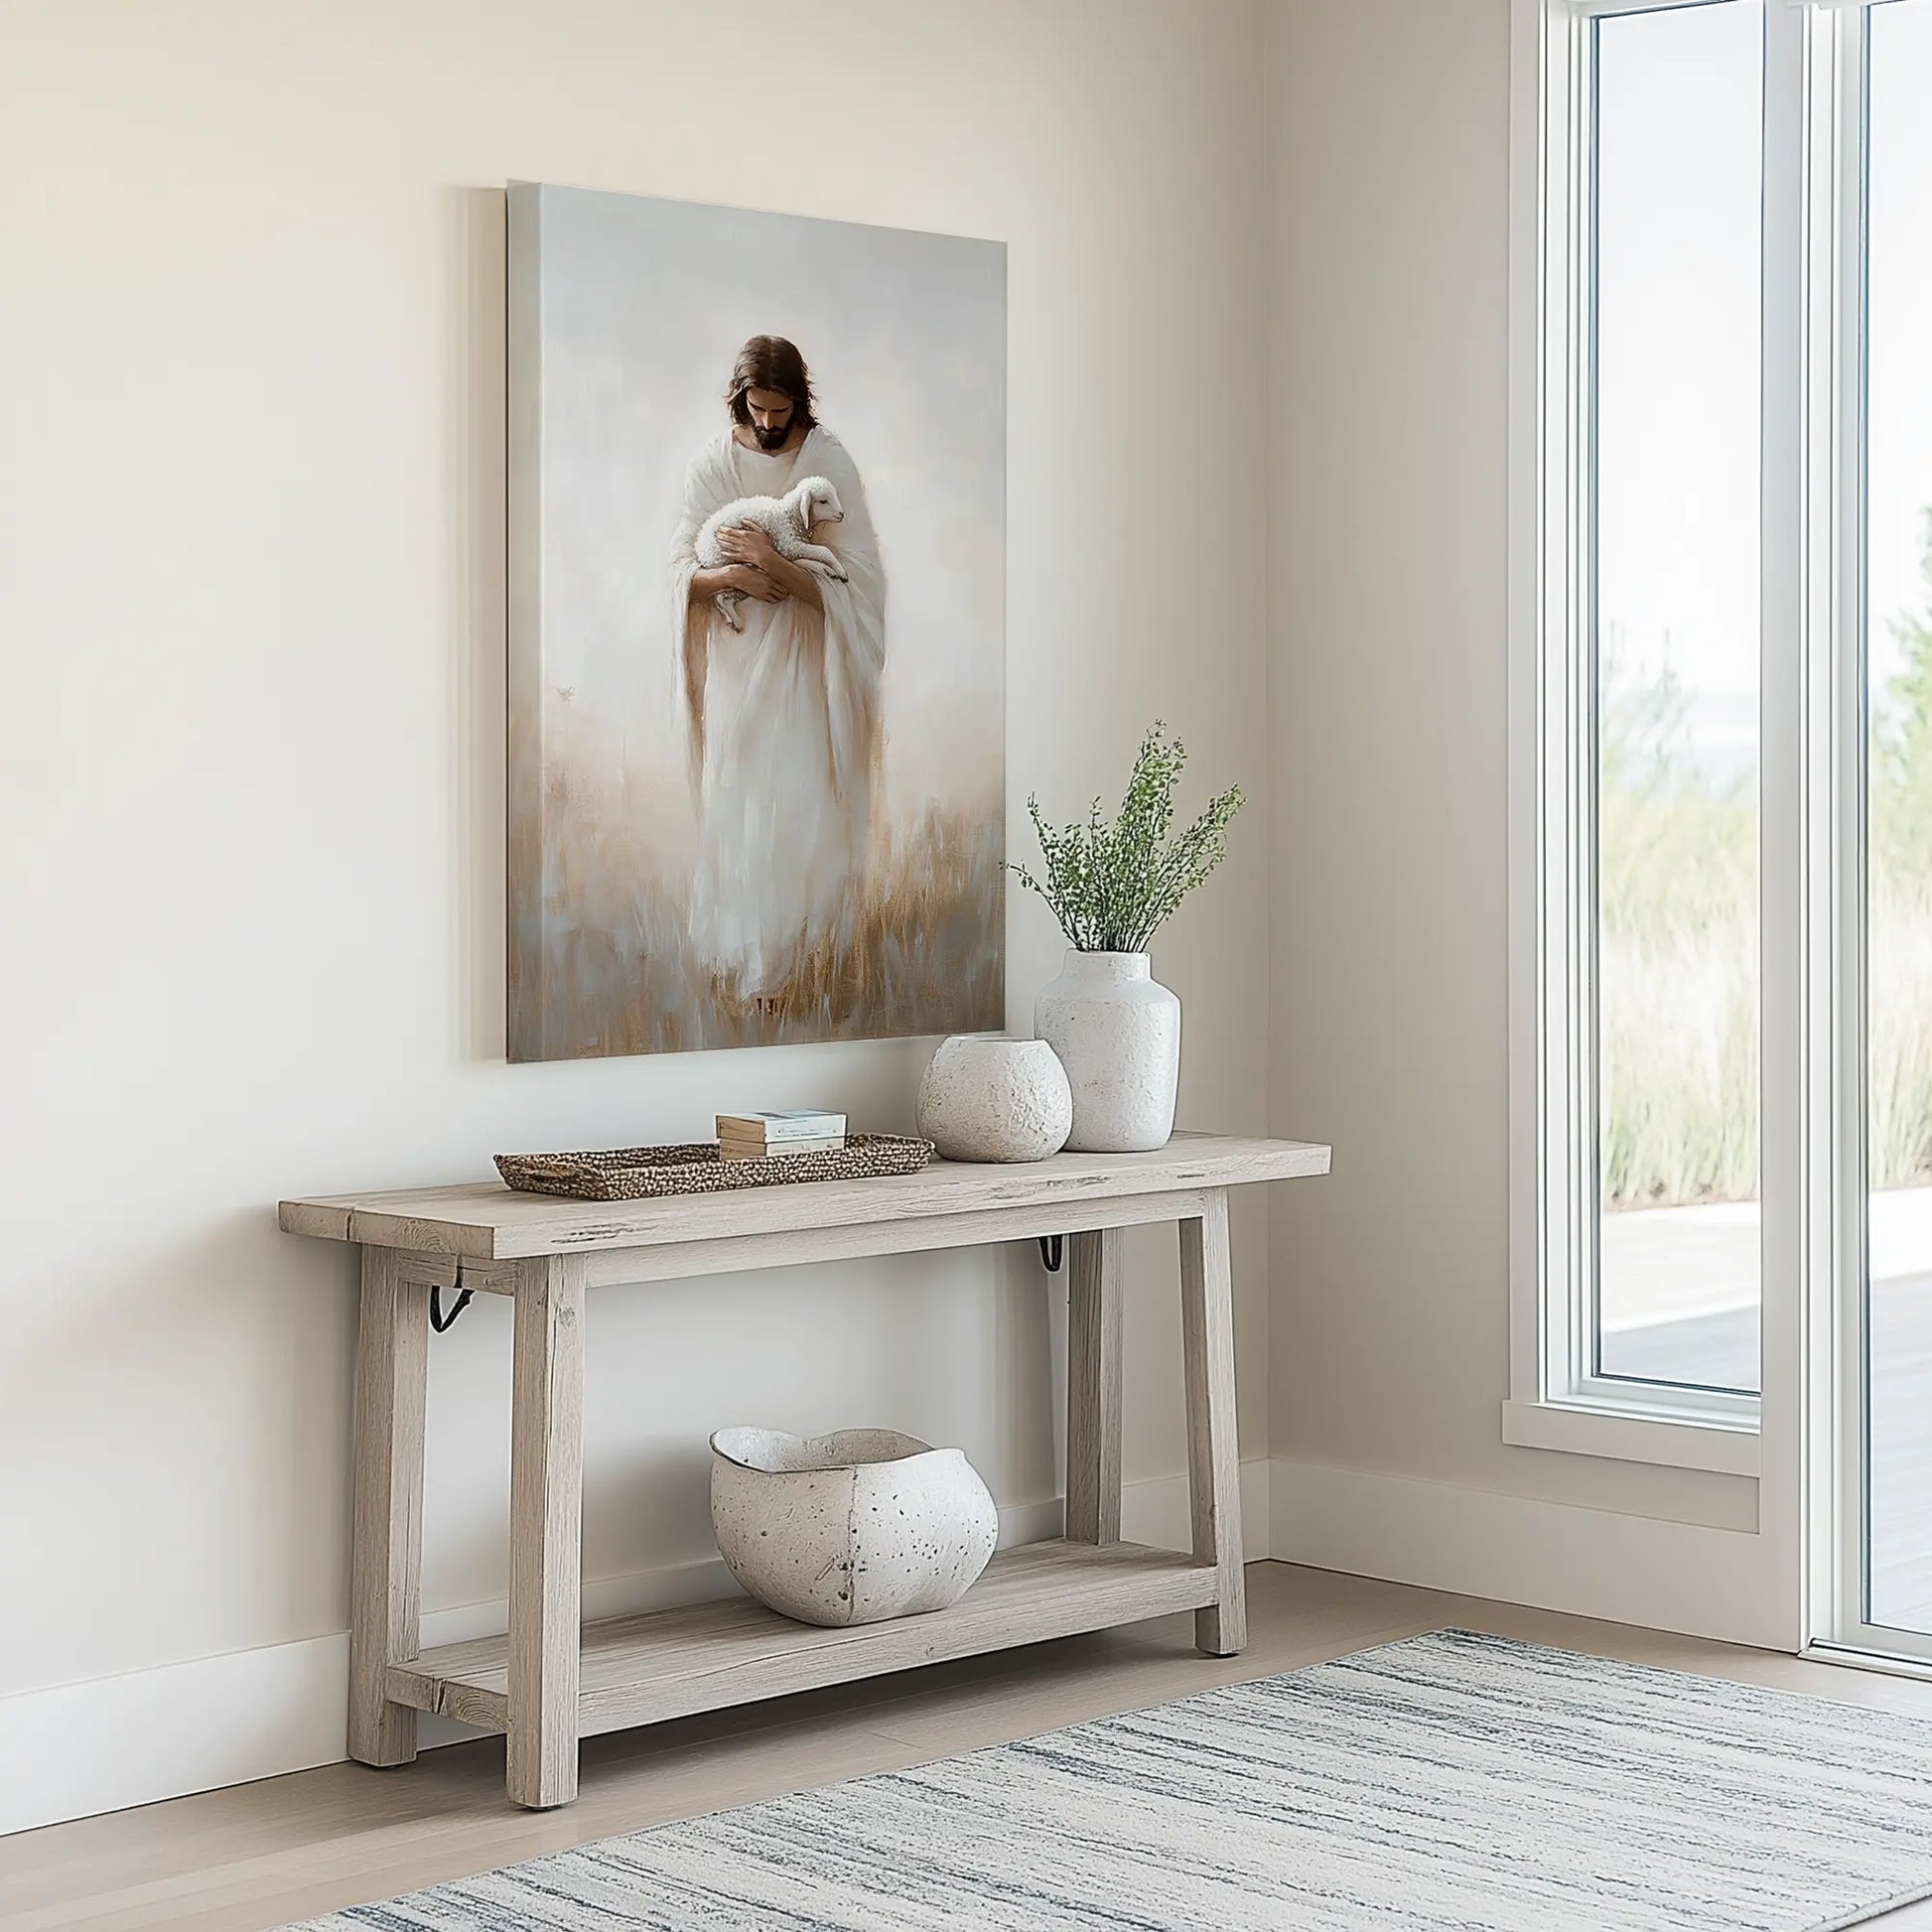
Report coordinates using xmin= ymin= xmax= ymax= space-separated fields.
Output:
xmin=531 ymin=184 xmax=1005 ymax=831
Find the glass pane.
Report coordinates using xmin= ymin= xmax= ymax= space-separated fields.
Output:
xmin=1863 ymin=0 xmax=1932 ymax=1636
xmin=1590 ymin=2 xmax=1763 ymax=1395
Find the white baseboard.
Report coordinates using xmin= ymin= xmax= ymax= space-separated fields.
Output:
xmin=0 ymin=1632 xmax=353 ymax=1845
xmin=1269 ymin=1457 xmax=1791 ymax=1651
xmin=20 ymin=1456 xmax=1797 ymax=1839
xmin=0 ymin=1460 xmax=1269 ymax=1839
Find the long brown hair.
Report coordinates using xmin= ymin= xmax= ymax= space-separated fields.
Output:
xmin=725 ymin=336 xmax=817 ymax=432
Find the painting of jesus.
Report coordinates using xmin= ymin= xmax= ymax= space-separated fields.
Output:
xmin=506 ymin=184 xmax=1006 ymax=1059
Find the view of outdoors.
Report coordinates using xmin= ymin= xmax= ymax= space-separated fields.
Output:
xmin=1590 ymin=0 xmax=1932 ymax=1569
xmin=1863 ymin=0 xmax=1932 ymax=1638
xmin=1591 ymin=1 xmax=1763 ymax=1394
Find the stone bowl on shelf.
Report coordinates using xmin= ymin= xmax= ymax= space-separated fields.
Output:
xmin=709 ymin=1426 xmax=999 ymax=1628
xmin=915 ymin=1034 xmax=1073 ymax=1162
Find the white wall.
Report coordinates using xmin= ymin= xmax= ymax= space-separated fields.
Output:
xmin=0 ymin=0 xmax=1273 ymax=1829
xmin=1263 ymin=0 xmax=1782 ymax=1643
xmin=2 ymin=0 xmax=1805 ymax=1843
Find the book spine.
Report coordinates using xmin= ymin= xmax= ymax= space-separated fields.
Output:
xmin=718 ymin=1134 xmax=846 ymax=1149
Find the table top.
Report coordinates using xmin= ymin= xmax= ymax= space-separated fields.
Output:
xmin=278 ymin=1133 xmax=1331 ymax=1261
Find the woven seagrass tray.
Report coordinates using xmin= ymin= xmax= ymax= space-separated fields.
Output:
xmin=494 ymin=1133 xmax=934 ymax=1202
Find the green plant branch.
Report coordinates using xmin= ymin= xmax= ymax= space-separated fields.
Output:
xmin=1011 ymin=722 xmax=1244 ymax=954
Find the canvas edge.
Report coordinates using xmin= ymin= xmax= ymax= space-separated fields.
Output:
xmin=504 ymin=180 xmax=546 ymax=1063
xmin=992 ymin=232 xmax=1010 ymax=1035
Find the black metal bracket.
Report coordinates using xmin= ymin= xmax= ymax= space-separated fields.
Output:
xmin=430 ymin=1283 xmax=475 ymax=1332
xmin=1037 ymin=1235 xmax=1063 ymax=1273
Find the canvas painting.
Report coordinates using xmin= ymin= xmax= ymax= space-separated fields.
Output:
xmin=506 ymin=182 xmax=1006 ymax=1060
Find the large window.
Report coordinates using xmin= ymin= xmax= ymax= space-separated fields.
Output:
xmin=1591 ymin=3 xmax=1764 ymax=1399
xmin=1508 ymin=0 xmax=1773 ymax=1471
xmin=1516 ymin=0 xmax=1932 ymax=1654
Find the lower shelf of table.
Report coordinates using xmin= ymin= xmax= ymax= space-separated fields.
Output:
xmin=386 ymin=1539 xmax=1220 ymax=1739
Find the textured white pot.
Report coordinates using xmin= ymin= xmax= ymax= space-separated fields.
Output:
xmin=915 ymin=1035 xmax=1073 ymax=1163
xmin=709 ymin=1427 xmax=998 ymax=1628
xmin=1034 ymin=950 xmax=1181 ymax=1153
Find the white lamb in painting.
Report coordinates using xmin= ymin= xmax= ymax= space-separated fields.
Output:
xmin=695 ymin=476 xmax=848 ymax=632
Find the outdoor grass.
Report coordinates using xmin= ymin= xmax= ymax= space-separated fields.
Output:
xmin=1601 ymin=533 xmax=1932 ymax=1206
xmin=1604 ymin=875 xmax=1932 ymax=1205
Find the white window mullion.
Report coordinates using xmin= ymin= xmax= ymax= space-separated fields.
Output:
xmin=1554 ymin=0 xmax=1596 ymax=1412
xmin=1758 ymin=0 xmax=1847 ymax=1641
xmin=1511 ymin=0 xmax=1586 ymax=1426
xmin=1826 ymin=8 xmax=1877 ymax=1658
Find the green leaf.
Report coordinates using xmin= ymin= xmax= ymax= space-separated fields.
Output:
xmin=1009 ymin=721 xmax=1244 ymax=953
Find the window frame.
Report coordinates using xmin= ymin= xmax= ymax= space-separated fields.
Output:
xmin=1505 ymin=0 xmax=1828 ymax=1477
xmin=1810 ymin=0 xmax=1932 ymax=1667
xmin=1511 ymin=0 xmax=1932 ymax=1662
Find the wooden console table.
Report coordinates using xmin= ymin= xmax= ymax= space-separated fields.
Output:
xmin=280 ymin=1132 xmax=1329 ymax=1809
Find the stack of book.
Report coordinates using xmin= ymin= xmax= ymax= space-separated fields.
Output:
xmin=716 ymin=1110 xmax=848 ymax=1162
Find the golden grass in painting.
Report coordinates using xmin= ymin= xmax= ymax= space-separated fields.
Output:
xmin=521 ymin=742 xmax=1003 ymax=1058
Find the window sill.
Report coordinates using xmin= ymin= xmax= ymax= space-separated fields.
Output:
xmin=1501 ymin=1398 xmax=1760 ymax=1477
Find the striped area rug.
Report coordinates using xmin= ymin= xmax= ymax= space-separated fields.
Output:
xmin=292 ymin=1629 xmax=1932 ymax=1931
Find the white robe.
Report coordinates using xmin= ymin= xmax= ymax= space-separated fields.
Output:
xmin=670 ymin=427 xmax=887 ymax=994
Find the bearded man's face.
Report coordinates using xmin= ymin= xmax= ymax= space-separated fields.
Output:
xmin=745 ymin=386 xmax=795 ymax=451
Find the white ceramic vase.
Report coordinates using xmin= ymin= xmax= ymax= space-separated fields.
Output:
xmin=1033 ymin=950 xmax=1181 ymax=1153
xmin=915 ymin=1035 xmax=1073 ymax=1163
xmin=709 ymin=1427 xmax=998 ymax=1628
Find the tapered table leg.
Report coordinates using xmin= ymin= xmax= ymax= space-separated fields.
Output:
xmin=1065 ymin=1228 xmax=1123 ymax=1546
xmin=347 ymin=1246 xmax=429 ymax=1766
xmin=1180 ymin=1190 xmax=1245 ymax=1655
xmin=506 ymin=1253 xmax=586 ymax=1808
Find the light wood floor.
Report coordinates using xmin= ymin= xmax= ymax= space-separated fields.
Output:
xmin=8 ymin=1561 xmax=1932 ymax=1932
